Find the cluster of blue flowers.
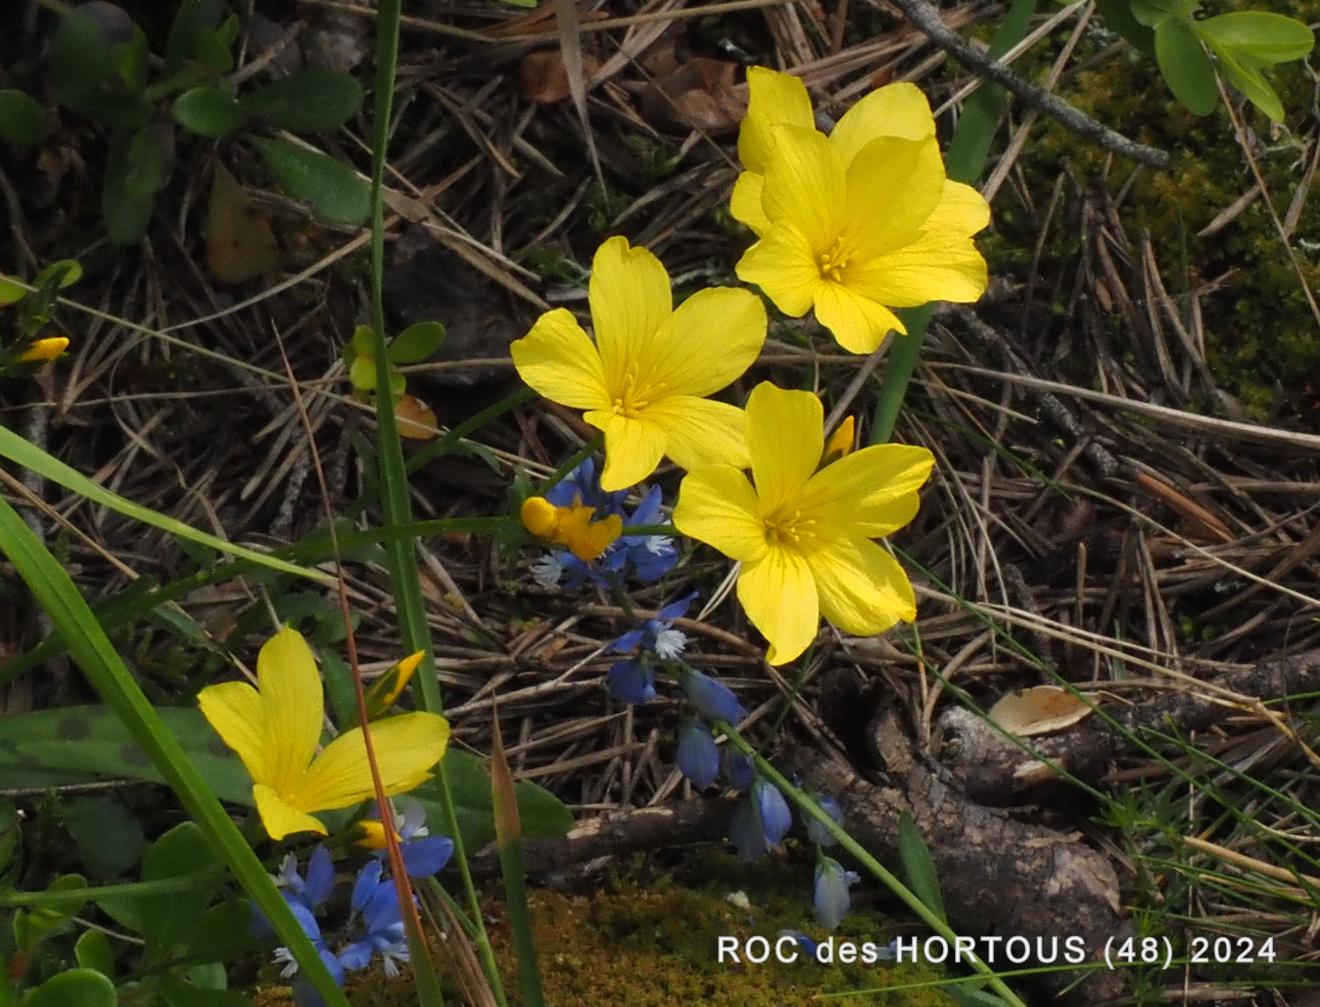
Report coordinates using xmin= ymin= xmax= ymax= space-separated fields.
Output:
xmin=259 ymin=806 xmax=453 ymax=1006
xmin=534 ymin=459 xmax=861 ymax=936
xmin=530 ymin=459 xmax=678 ymax=589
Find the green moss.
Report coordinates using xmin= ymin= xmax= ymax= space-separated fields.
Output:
xmin=989 ymin=0 xmax=1320 ymax=421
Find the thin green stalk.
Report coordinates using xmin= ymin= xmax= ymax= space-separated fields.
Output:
xmin=869 ymin=0 xmax=1038 ymax=445
xmin=0 ymin=497 xmax=348 ymax=1007
xmin=366 ymin=2 xmax=506 ymax=1002
xmin=719 ymin=724 xmax=1029 ymax=1007
xmin=0 ymin=871 xmax=224 ymax=907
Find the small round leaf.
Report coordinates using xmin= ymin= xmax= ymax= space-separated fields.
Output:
xmin=25 ymin=968 xmax=117 ymax=1007
xmin=240 ymin=68 xmax=364 ymax=132
xmin=0 ymin=90 xmax=47 ymax=146
xmin=387 ymin=321 xmax=446 ymax=364
xmin=252 ymin=137 xmax=370 ymax=225
xmin=173 ymin=86 xmax=245 ymax=138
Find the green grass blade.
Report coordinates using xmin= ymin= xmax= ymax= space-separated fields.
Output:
xmin=0 ymin=496 xmax=349 ymax=1007
xmin=492 ymin=717 xmax=545 ymax=1007
xmin=0 ymin=423 xmax=330 ymax=583
xmin=366 ymin=2 xmax=504 ymax=1004
xmin=869 ymin=0 xmax=1038 ymax=445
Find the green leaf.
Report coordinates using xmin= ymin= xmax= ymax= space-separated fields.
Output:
xmin=0 ymin=499 xmax=348 ymax=1005
xmin=33 ymin=259 xmax=82 ymax=290
xmin=0 ymin=90 xmax=47 ymax=146
xmin=1130 ymin=0 xmax=1175 ymax=29
xmin=185 ymin=899 xmax=259 ymax=964
xmin=1209 ymin=41 xmax=1286 ymax=121
xmin=1096 ymin=0 xmax=1156 ymax=58
xmin=387 ymin=321 xmax=446 ymax=364
xmin=240 ymin=69 xmax=364 ymax=132
xmin=173 ymin=87 xmax=245 ymax=138
xmin=1155 ymin=18 xmax=1218 ymax=115
xmin=64 ymin=796 xmax=146 ymax=880
xmin=897 ymin=813 xmax=947 ymax=925
xmin=1197 ymin=12 xmax=1314 ymax=64
xmin=0 ymin=423 xmax=331 ymax=582
xmin=24 ymin=968 xmax=117 ymax=1007
xmin=102 ymin=125 xmax=172 ymax=245
xmin=416 ymin=750 xmax=573 ymax=851
xmin=74 ymin=928 xmax=116 ymax=977
xmin=165 ymin=0 xmax=228 ymax=75
xmin=140 ymin=822 xmax=222 ymax=959
xmin=160 ymin=974 xmax=250 ymax=1007
xmin=15 ymin=874 xmax=87 ymax=948
xmin=0 ymin=706 xmax=250 ymax=803
xmin=0 ymin=275 xmax=24 ymax=306
xmin=349 ymin=353 xmax=378 ymax=394
xmin=195 ymin=28 xmax=234 ymax=74
xmin=50 ymin=8 xmax=119 ymax=101
xmin=0 ymin=801 xmax=19 ymax=879
xmin=252 ymin=138 xmax=370 ymax=225
xmin=118 ymin=26 xmax=150 ymax=92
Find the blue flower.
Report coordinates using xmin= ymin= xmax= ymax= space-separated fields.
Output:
xmin=535 ymin=463 xmax=678 ymax=588
xmin=275 ymin=844 xmax=334 ymax=913
xmin=607 ymin=658 xmax=657 ymax=704
xmin=684 ymin=669 xmax=746 ymax=723
xmin=676 ymin=720 xmax=720 ymax=789
xmin=728 ymin=778 xmax=793 ymax=859
xmin=779 ymin=929 xmax=819 ymax=961
xmin=814 ymin=857 xmax=859 ymax=930
xmin=724 ymin=750 xmax=755 ymax=791
xmin=364 ymin=804 xmax=454 ymax=879
xmin=272 ymin=899 xmax=345 ymax=1000
xmin=611 ymin=592 xmax=696 ymax=660
xmin=338 ymin=860 xmax=410 ymax=978
xmin=805 ymin=795 xmax=844 ymax=847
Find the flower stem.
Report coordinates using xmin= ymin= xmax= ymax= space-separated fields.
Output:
xmin=719 ymin=725 xmax=1030 ymax=1007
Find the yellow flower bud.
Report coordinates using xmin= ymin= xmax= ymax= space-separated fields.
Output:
xmin=15 ymin=336 xmax=69 ymax=365
xmin=520 ymin=496 xmax=561 ymax=538
xmin=821 ymin=415 xmax=856 ymax=467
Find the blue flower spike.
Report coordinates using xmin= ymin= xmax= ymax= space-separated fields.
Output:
xmin=607 ymin=658 xmax=657 ymax=704
xmin=340 ymin=860 xmax=411 ymax=978
xmin=723 ymin=750 xmax=755 ymax=791
xmin=806 ymin=794 xmax=845 ymax=847
xmin=676 ymin=720 xmax=720 ymax=789
xmin=728 ymin=777 xmax=793 ymax=859
xmin=684 ymin=669 xmax=746 ymax=723
xmin=814 ymin=856 xmax=860 ymax=930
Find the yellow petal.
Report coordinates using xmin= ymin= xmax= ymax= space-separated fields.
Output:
xmin=828 ymin=82 xmax=935 ymax=168
xmin=807 ymin=537 xmax=916 ymax=636
xmin=738 ymin=67 xmax=814 ymax=174
xmin=555 ymin=506 xmax=623 ymax=560
xmin=586 ymin=412 xmax=668 ymax=491
xmin=761 ymin=126 xmax=845 ymax=254
xmin=198 ymin=681 xmax=268 ymax=784
xmin=849 ymin=232 xmax=988 ymax=308
xmin=926 ymin=179 xmax=991 ymax=236
xmin=253 ymin=782 xmax=328 ymax=841
xmin=521 ymin=496 xmax=561 ymax=538
xmin=812 ymin=282 xmax=906 ymax=354
xmin=292 ymin=712 xmax=450 ymax=813
xmin=842 ymin=136 xmax=945 ymax=261
xmin=746 ymin=383 xmax=823 ymax=513
xmin=354 ymin=819 xmax=393 ymax=850
xmin=642 ymin=396 xmax=749 ymax=472
xmin=257 ymin=627 xmax=325 ymax=795
xmin=799 ymin=443 xmax=934 ymax=535
xmin=738 ymin=547 xmax=818 ymax=665
xmin=730 ymin=172 xmax=771 ymax=236
xmin=673 ymin=466 xmax=768 ymax=563
xmin=735 ymin=228 xmax=820 ymax=318
xmin=588 ymin=237 xmax=671 ymax=395
xmin=636 ymin=287 xmax=766 ymax=399
xmin=510 ymin=308 xmax=611 ymax=410
xmin=821 ymin=415 xmax=855 ymax=466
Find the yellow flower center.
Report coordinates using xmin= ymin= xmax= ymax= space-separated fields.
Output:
xmin=818 ymin=239 xmax=853 ymax=284
xmin=609 ymin=366 xmax=665 ymax=418
xmin=763 ymin=508 xmax=819 ymax=551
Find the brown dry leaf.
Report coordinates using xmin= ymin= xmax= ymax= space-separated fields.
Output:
xmin=206 ymin=164 xmax=280 ymax=285
xmin=987 ymin=685 xmax=1095 ymax=737
xmin=641 ymin=57 xmax=745 ymax=134
xmin=396 ymin=394 xmax=439 ymax=440
xmin=518 ymin=48 xmax=600 ymax=104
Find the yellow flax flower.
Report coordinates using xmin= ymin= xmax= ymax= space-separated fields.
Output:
xmin=520 ymin=495 xmax=622 ymax=561
xmin=673 ymin=383 xmax=933 ymax=665
xmin=198 ymin=627 xmax=450 ymax=841
xmin=731 ymin=69 xmax=990 ymax=355
xmin=510 ymin=236 xmax=767 ymax=491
